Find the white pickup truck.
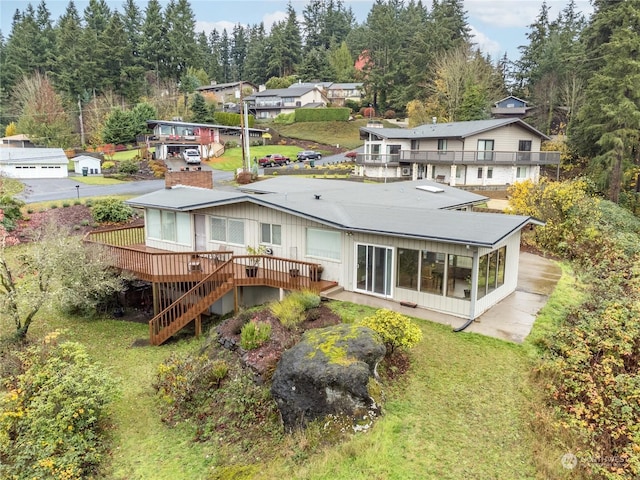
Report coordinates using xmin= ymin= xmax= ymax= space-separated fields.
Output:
xmin=182 ymin=149 xmax=201 ymax=165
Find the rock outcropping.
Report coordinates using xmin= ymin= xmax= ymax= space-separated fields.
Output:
xmin=271 ymin=324 xmax=386 ymax=430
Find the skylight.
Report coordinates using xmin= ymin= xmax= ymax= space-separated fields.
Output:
xmin=416 ymin=185 xmax=445 ymax=193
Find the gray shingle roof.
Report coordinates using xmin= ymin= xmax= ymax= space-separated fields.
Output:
xmin=127 ymin=179 xmax=530 ymax=248
xmin=360 ymin=118 xmax=549 ymax=141
xmin=0 ymin=147 xmax=68 ymax=164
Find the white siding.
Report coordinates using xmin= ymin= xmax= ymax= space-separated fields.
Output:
xmin=144 ymin=203 xmax=522 ymax=319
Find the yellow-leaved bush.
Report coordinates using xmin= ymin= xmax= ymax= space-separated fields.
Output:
xmin=359 ymin=308 xmax=423 ymax=354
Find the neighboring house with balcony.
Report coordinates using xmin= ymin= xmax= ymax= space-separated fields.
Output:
xmin=491 ymin=96 xmax=530 ymax=118
xmin=287 ymin=81 xmax=364 ymax=107
xmin=245 ymin=86 xmax=328 ymax=119
xmin=196 ymin=81 xmax=258 ymax=109
xmin=355 ymin=118 xmax=560 ymax=186
xmin=87 ymin=176 xmax=539 ymax=345
xmin=326 ymin=82 xmax=363 ymax=106
xmin=145 ymin=119 xmax=265 ymax=161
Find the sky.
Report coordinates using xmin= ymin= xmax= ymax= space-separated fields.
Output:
xmin=0 ymin=0 xmax=594 ymax=61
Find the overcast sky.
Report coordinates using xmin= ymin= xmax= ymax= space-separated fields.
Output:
xmin=1 ymin=0 xmax=593 ymax=61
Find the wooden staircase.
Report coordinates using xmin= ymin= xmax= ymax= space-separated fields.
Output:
xmin=149 ymin=260 xmax=235 ymax=345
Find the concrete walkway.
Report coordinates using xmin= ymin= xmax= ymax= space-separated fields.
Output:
xmin=323 ymin=252 xmax=562 ymax=344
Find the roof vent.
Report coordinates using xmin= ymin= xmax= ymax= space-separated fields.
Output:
xmin=314 ymin=194 xmax=321 ymax=200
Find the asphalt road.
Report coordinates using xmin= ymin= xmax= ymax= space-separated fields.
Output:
xmin=14 ymin=148 xmax=360 ymax=204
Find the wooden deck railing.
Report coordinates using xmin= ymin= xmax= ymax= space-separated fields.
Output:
xmin=86 ymin=226 xmax=338 ymax=344
xmin=149 ymin=259 xmax=235 ymax=345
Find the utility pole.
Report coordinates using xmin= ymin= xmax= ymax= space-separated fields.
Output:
xmin=78 ymin=96 xmax=85 ymax=146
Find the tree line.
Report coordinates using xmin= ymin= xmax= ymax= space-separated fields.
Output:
xmin=0 ymin=0 xmax=639 ymax=204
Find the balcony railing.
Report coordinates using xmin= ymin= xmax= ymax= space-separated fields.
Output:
xmin=356 ymin=150 xmax=560 ymax=166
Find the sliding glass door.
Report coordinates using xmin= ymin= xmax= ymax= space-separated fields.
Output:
xmin=356 ymin=244 xmax=392 ymax=296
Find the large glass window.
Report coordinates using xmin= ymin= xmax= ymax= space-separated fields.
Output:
xmin=176 ymin=212 xmax=190 ymax=244
xmin=210 ymin=217 xmax=226 ymax=242
xmin=161 ymin=212 xmax=176 ymax=242
xmin=228 ymin=219 xmax=245 ymax=245
xmin=307 ymin=228 xmax=341 ymax=260
xmin=397 ymin=248 xmax=419 ymax=290
xmin=261 ymin=223 xmax=282 ymax=245
xmin=210 ymin=216 xmax=245 ymax=245
xmin=477 ymin=246 xmax=507 ymax=298
xmin=147 ymin=209 xmax=161 ymax=239
xmin=437 ymin=139 xmax=447 ymax=152
xmin=420 ymin=251 xmax=445 ymax=295
xmin=147 ymin=208 xmax=190 ymax=244
xmin=477 ymin=139 xmax=495 ymax=161
xmin=446 ymin=255 xmax=472 ymax=299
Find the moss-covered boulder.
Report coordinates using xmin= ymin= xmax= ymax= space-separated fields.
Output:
xmin=270 ymin=323 xmax=386 ymax=431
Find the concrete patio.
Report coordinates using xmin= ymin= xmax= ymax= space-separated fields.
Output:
xmin=323 ymin=252 xmax=562 ymax=344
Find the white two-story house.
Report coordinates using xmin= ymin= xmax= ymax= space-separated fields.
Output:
xmin=355 ymin=118 xmax=560 ymax=186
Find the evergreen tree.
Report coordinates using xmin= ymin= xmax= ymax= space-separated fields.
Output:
xmin=298 ymin=47 xmax=335 ymax=82
xmin=206 ymin=29 xmax=222 ymax=81
xmin=122 ymin=0 xmax=143 ymax=66
xmin=190 ymin=92 xmax=211 ymax=123
xmin=219 ymin=29 xmax=231 ymax=82
xmin=244 ymin=23 xmax=269 ymax=85
xmin=231 ymin=23 xmax=247 ymax=81
xmin=360 ymin=0 xmax=405 ymax=111
xmin=328 ymin=41 xmax=355 ymax=82
xmin=164 ymin=0 xmax=198 ymax=81
xmin=140 ymin=0 xmax=167 ymax=82
xmin=570 ymin=0 xmax=640 ymax=203
xmin=3 ymin=7 xmax=40 ymax=90
xmin=35 ymin=0 xmax=56 ymax=74
xmin=53 ymin=1 xmax=86 ymax=99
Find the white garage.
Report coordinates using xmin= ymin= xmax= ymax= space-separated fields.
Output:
xmin=0 ymin=147 xmax=69 ymax=179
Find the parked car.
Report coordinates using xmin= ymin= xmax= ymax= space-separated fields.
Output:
xmin=182 ymin=148 xmax=201 ymax=164
xmin=258 ymin=153 xmax=290 ymax=167
xmin=345 ymin=151 xmax=358 ymax=159
xmin=296 ymin=150 xmax=322 ymax=161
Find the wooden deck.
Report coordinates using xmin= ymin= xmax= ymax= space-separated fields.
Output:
xmin=85 ymin=226 xmax=337 ymax=344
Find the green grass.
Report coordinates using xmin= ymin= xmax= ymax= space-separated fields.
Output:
xmin=259 ymin=309 xmax=542 ymax=479
xmin=207 ymin=145 xmax=306 ymax=171
xmin=0 ymin=177 xmax=24 ymax=196
xmin=110 ymin=148 xmax=155 ymax=161
xmin=74 ymin=176 xmax=126 ymax=186
xmin=523 ymin=262 xmax=585 ymax=356
xmin=23 ymin=195 xmax=135 ymax=211
xmin=271 ymin=118 xmax=391 ymax=150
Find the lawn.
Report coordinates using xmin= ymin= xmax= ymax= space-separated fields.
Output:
xmin=271 ymin=118 xmax=395 ymax=150
xmin=74 ymin=176 xmax=126 ymax=186
xmin=0 ymin=296 xmax=557 ymax=479
xmin=206 ymin=145 xmax=306 ymax=171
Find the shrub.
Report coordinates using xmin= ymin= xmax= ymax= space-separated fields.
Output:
xmin=289 ymin=289 xmax=321 ymax=310
xmin=50 ymin=204 xmax=58 ymax=209
xmin=236 ymin=170 xmax=255 ymax=185
xmin=240 ymin=321 xmax=272 ymax=350
xmin=155 ymin=353 xmax=229 ymax=423
xmin=117 ymin=159 xmax=139 ymax=175
xmin=62 ymin=201 xmax=70 ymax=207
xmin=359 ymin=309 xmax=423 ymax=354
xmin=271 ymin=294 xmax=306 ymax=329
xmin=91 ymin=198 xmax=133 ymax=223
xmin=0 ymin=334 xmax=118 ymax=480
xmin=384 ymin=109 xmax=396 ymax=119
xmin=102 ymin=161 xmax=115 ymax=170
xmin=0 ymin=195 xmax=24 ymax=231
xmin=73 ymin=200 xmax=81 ymax=206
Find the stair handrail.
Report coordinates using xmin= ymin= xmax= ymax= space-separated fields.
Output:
xmin=149 ymin=259 xmax=234 ymax=342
